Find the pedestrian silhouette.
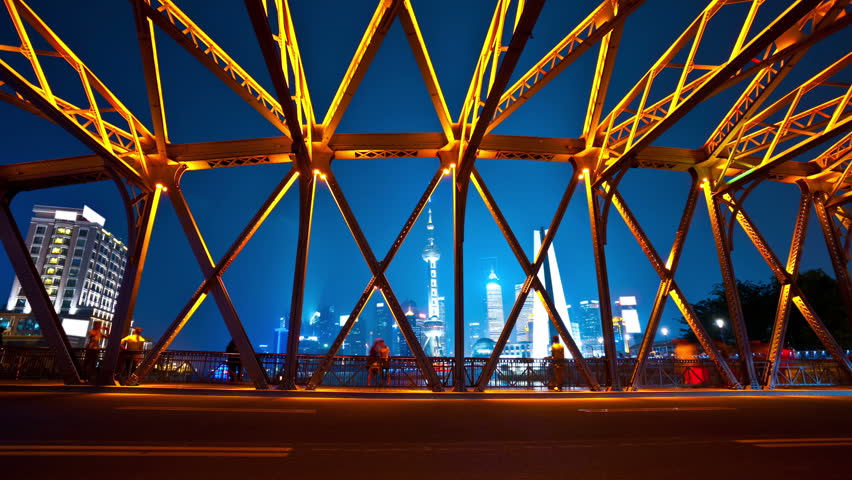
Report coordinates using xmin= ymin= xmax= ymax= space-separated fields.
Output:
xmin=226 ymin=340 xmax=242 ymax=383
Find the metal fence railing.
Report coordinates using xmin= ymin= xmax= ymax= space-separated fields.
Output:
xmin=1 ymin=347 xmax=850 ymax=389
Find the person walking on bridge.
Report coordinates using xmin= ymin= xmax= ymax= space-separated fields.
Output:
xmin=120 ymin=327 xmax=146 ymax=382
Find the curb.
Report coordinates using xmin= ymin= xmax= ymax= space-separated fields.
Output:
xmin=2 ymin=384 xmax=852 ymax=399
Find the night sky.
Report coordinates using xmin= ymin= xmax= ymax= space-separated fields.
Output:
xmin=1 ymin=0 xmax=849 ymax=352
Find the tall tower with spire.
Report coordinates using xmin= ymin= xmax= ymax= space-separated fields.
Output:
xmin=421 ymin=207 xmax=445 ymax=356
xmin=486 ymin=269 xmax=505 ymax=341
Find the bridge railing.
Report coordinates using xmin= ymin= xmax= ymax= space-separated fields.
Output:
xmin=1 ymin=347 xmax=850 ymax=388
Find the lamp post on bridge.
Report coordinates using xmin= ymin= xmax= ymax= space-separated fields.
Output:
xmin=715 ymin=318 xmax=726 ymax=343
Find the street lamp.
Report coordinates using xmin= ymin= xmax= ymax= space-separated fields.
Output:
xmin=715 ymin=318 xmax=725 ymax=342
xmin=660 ymin=327 xmax=670 ymax=356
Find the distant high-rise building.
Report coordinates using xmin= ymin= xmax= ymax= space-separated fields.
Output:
xmin=4 ymin=205 xmax=128 ymax=347
xmin=612 ymin=316 xmax=629 ymax=354
xmin=421 ymin=207 xmax=445 ymax=356
xmin=373 ymin=300 xmax=397 ymax=353
xmin=513 ymin=283 xmax=535 ymax=343
xmin=531 ymin=227 xmax=581 ymax=358
xmin=485 ymin=270 xmax=505 ymax=341
xmin=274 ymin=315 xmax=288 ymax=354
xmin=616 ymin=296 xmax=641 ymax=334
xmin=578 ymin=300 xmax=603 ymax=357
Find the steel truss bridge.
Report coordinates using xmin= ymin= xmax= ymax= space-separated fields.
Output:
xmin=0 ymin=0 xmax=851 ymax=392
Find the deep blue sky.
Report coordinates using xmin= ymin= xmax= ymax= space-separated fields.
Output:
xmin=1 ymin=0 xmax=849 ymax=351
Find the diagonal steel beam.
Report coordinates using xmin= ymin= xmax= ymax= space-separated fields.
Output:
xmin=306 ymin=168 xmax=443 ymax=389
xmin=722 ymin=191 xmax=852 ymax=381
xmin=627 ymin=171 xmax=700 ymax=390
xmin=130 ymin=169 xmax=299 ymax=384
xmin=763 ymin=181 xmax=812 ymax=389
xmin=703 ymin=184 xmax=759 ymax=388
xmin=470 ymin=168 xmax=600 ymax=392
xmin=0 ymin=192 xmax=81 ymax=384
xmin=595 ymin=0 xmax=823 ymax=186
xmin=0 ymin=60 xmax=147 ymax=188
xmin=321 ymin=170 xmax=443 ymax=391
xmin=132 ymin=0 xmax=169 ymax=161
xmin=397 ymin=0 xmax=453 ymax=143
xmin=583 ymin=22 xmax=624 ymax=148
xmin=138 ymin=0 xmax=290 ymax=137
xmin=490 ymin=0 xmax=643 ymax=135
xmin=168 ymin=183 xmax=270 ymax=389
xmin=321 ymin=0 xmax=403 ymax=143
xmin=607 ymin=183 xmax=742 ymax=389
xmin=814 ymin=192 xmax=852 ymax=328
xmin=456 ymin=0 xmax=546 ymax=183
xmin=96 ymin=185 xmax=162 ymax=385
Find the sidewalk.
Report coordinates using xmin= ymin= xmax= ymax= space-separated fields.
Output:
xmin=2 ymin=380 xmax=852 ymax=399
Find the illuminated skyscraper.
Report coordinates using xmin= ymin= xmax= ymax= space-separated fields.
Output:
xmin=578 ymin=300 xmax=603 ymax=357
xmin=513 ymin=283 xmax=535 ymax=343
xmin=421 ymin=207 xmax=445 ymax=356
xmin=531 ymin=227 xmax=581 ymax=358
xmin=486 ymin=270 xmax=504 ymax=341
xmin=4 ymin=205 xmax=128 ymax=347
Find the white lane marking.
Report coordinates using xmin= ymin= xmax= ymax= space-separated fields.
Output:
xmin=579 ymin=407 xmax=736 ymax=413
xmin=116 ymin=406 xmax=316 ymax=414
xmin=0 ymin=445 xmax=292 ymax=457
xmin=736 ymin=437 xmax=852 ymax=448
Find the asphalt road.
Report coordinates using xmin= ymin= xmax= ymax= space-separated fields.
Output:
xmin=2 ymin=391 xmax=851 ymax=479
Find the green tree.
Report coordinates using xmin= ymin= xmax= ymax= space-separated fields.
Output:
xmin=678 ymin=269 xmax=852 ymax=350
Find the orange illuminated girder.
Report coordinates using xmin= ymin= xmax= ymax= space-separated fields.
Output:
xmin=2 ymin=0 xmax=852 ymax=392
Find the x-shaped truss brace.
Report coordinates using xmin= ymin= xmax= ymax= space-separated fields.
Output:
xmin=306 ymin=167 xmax=446 ymax=391
xmin=470 ymin=166 xmax=601 ymax=392
xmin=305 ymin=168 xmax=444 ymax=391
xmin=130 ymin=168 xmax=301 ymax=389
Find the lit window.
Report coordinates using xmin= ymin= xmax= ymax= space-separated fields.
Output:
xmin=53 ymin=238 xmax=64 ymax=244
xmin=46 ymin=267 xmax=56 ymax=275
xmin=51 ymin=247 xmax=61 ymax=254
xmin=44 ymin=278 xmax=54 ymax=285
xmin=46 ymin=288 xmax=57 ymax=296
xmin=49 ymin=257 xmax=59 ymax=265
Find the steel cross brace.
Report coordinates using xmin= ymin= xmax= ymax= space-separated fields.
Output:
xmin=320 ymin=170 xmax=443 ymax=392
xmin=763 ymin=182 xmax=812 ymax=389
xmin=814 ymin=193 xmax=852 ymax=327
xmin=627 ymin=172 xmax=698 ymax=389
xmin=607 ymin=181 xmax=742 ymax=389
xmin=306 ymin=168 xmax=444 ymax=390
xmin=471 ymin=167 xmax=601 ymax=392
xmin=167 ymin=182 xmax=271 ymax=389
xmin=720 ymin=191 xmax=852 ymax=381
xmin=703 ymin=184 xmax=759 ymax=388
xmin=130 ymin=169 xmax=299 ymax=385
xmin=96 ymin=185 xmax=162 ymax=385
xmin=0 ymin=191 xmax=81 ymax=385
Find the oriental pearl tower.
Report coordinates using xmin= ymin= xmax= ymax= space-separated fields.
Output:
xmin=421 ymin=207 xmax=445 ymax=356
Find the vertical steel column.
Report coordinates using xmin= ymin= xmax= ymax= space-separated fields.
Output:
xmin=763 ymin=182 xmax=812 ymax=389
xmin=306 ymin=169 xmax=442 ymax=390
xmin=814 ymin=193 xmax=852 ymax=326
xmin=0 ymin=192 xmax=81 ymax=385
xmin=453 ymin=166 xmax=468 ymax=391
xmin=704 ymin=184 xmax=758 ymax=389
xmin=168 ymin=183 xmax=269 ymax=389
xmin=585 ymin=173 xmax=620 ymax=390
xmin=280 ymin=175 xmax=316 ymax=390
xmin=627 ymin=173 xmax=699 ymax=390
xmin=97 ymin=186 xmax=161 ymax=385
xmin=281 ymin=175 xmax=316 ymax=389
